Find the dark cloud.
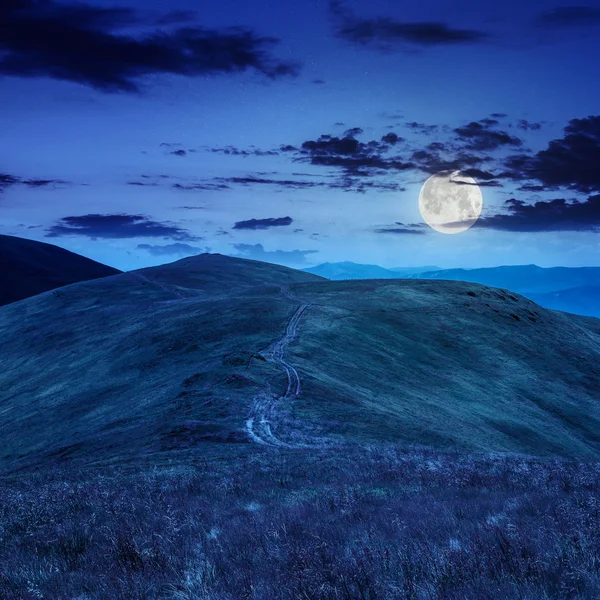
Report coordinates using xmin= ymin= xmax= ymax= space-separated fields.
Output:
xmin=173 ymin=182 xmax=231 ymax=191
xmin=232 ymin=243 xmax=318 ymax=265
xmin=0 ymin=0 xmax=299 ymax=93
xmin=299 ymin=133 xmax=413 ymax=174
xmin=217 ymin=176 xmax=317 ymax=189
xmin=170 ymin=150 xmax=187 ymax=157
xmin=410 ymin=149 xmax=491 ymax=176
xmin=176 ymin=206 xmax=206 ymax=210
xmin=313 ymin=78 xmax=326 ymax=85
xmin=405 ymin=122 xmax=439 ymax=134
xmin=128 ymin=181 xmax=160 ymax=187
xmin=233 ymin=216 xmax=293 ymax=230
xmin=381 ymin=132 xmax=403 ymax=145
xmin=454 ymin=120 xmax=523 ymax=151
xmin=138 ymin=242 xmax=206 ymax=256
xmin=0 ymin=173 xmax=21 ymax=191
xmin=208 ymin=146 xmax=279 ymax=157
xmin=490 ymin=113 xmax=508 ymax=118
xmin=537 ymin=6 xmax=600 ymax=28
xmin=476 ymin=196 xmax=600 ymax=232
xmin=503 ymin=116 xmax=600 ymax=193
xmin=330 ymin=0 xmax=487 ymax=50
xmin=344 ymin=127 xmax=364 ymax=137
xmin=517 ymin=119 xmax=542 ymax=131
xmin=374 ymin=222 xmax=427 ymax=235
xmin=0 ymin=172 xmax=69 ymax=192
xmin=46 ymin=214 xmax=198 ymax=240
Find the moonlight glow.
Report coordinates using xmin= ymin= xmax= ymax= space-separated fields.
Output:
xmin=418 ymin=170 xmax=483 ymax=234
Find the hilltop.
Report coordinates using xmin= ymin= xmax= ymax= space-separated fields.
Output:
xmin=0 ymin=253 xmax=599 ymax=474
xmin=0 ymin=234 xmax=121 ymax=307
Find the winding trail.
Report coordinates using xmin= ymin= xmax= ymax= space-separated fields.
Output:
xmin=246 ymin=301 xmax=312 ymax=447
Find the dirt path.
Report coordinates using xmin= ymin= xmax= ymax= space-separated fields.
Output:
xmin=245 ymin=302 xmax=312 ymax=447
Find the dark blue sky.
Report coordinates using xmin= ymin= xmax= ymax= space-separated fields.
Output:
xmin=2 ymin=0 xmax=600 ymax=269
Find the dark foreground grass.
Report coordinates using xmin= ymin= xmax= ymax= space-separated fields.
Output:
xmin=2 ymin=445 xmax=600 ymax=599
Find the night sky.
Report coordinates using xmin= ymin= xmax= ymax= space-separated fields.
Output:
xmin=2 ymin=0 xmax=600 ymax=270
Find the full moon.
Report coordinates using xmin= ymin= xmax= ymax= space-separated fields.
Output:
xmin=418 ymin=170 xmax=483 ymax=234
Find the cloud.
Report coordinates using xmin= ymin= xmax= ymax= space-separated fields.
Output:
xmin=0 ymin=172 xmax=70 ymax=192
xmin=232 ymin=243 xmax=318 ymax=265
xmin=46 ymin=214 xmax=198 ymax=240
xmin=374 ymin=222 xmax=427 ymax=235
xmin=537 ymin=6 xmax=600 ymax=28
xmin=381 ymin=132 xmax=403 ymax=145
xmin=475 ymin=196 xmax=600 ymax=232
xmin=299 ymin=132 xmax=414 ymax=174
xmin=517 ymin=119 xmax=542 ymax=131
xmin=207 ymin=145 xmax=280 ymax=157
xmin=128 ymin=181 xmax=160 ymax=187
xmin=138 ymin=242 xmax=206 ymax=256
xmin=0 ymin=0 xmax=299 ymax=93
xmin=405 ymin=122 xmax=439 ymax=134
xmin=454 ymin=120 xmax=523 ymax=151
xmin=173 ymin=182 xmax=231 ymax=191
xmin=0 ymin=173 xmax=20 ymax=192
xmin=410 ymin=149 xmax=491 ymax=176
xmin=218 ymin=176 xmax=317 ymax=189
xmin=170 ymin=150 xmax=187 ymax=157
xmin=503 ymin=116 xmax=600 ymax=193
xmin=233 ymin=216 xmax=293 ymax=230
xmin=329 ymin=0 xmax=487 ymax=51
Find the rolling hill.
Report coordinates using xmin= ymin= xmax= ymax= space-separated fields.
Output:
xmin=0 ymin=234 xmax=121 ymax=307
xmin=0 ymin=253 xmax=599 ymax=474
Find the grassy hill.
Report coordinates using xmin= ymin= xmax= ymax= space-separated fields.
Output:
xmin=0 ymin=253 xmax=599 ymax=474
xmin=0 ymin=234 xmax=121 ymax=306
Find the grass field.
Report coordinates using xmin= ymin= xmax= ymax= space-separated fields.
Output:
xmin=2 ymin=446 xmax=600 ymax=599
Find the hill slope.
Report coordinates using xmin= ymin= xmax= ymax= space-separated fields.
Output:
xmin=0 ymin=254 xmax=599 ymax=473
xmin=0 ymin=234 xmax=121 ymax=306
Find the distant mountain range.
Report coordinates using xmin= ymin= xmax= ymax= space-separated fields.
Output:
xmin=0 ymin=234 xmax=121 ymax=307
xmin=304 ymin=262 xmax=441 ymax=280
xmin=304 ymin=262 xmax=600 ymax=318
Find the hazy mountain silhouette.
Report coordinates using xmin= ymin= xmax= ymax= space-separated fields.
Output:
xmin=304 ymin=261 xmax=440 ymax=280
xmin=413 ymin=264 xmax=600 ymax=294
xmin=528 ymin=286 xmax=600 ymax=318
xmin=0 ymin=234 xmax=121 ymax=307
xmin=1 ymin=253 xmax=599 ymax=474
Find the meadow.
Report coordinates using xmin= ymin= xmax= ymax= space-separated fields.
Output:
xmin=2 ymin=444 xmax=600 ymax=599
